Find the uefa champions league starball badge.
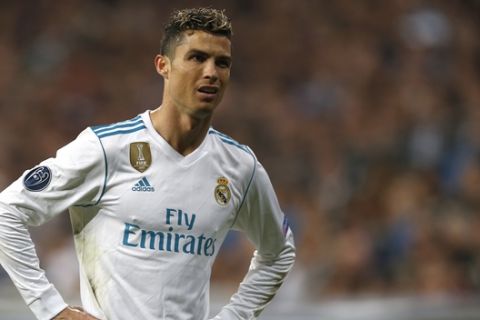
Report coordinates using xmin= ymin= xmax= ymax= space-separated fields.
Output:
xmin=214 ymin=177 xmax=231 ymax=206
xmin=23 ymin=166 xmax=52 ymax=192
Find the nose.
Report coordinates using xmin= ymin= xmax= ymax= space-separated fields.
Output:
xmin=203 ymin=59 xmax=218 ymax=82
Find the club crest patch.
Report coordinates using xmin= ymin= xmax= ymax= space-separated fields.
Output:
xmin=23 ymin=166 xmax=52 ymax=192
xmin=214 ymin=177 xmax=231 ymax=206
xmin=130 ymin=142 xmax=152 ymax=172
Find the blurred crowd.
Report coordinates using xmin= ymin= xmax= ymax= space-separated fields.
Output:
xmin=1 ymin=0 xmax=480 ymax=303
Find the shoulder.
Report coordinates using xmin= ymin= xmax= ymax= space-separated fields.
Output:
xmin=88 ymin=114 xmax=148 ymax=154
xmin=207 ymin=128 xmax=260 ymax=184
xmin=208 ymin=128 xmax=257 ymax=163
xmin=90 ymin=115 xmax=146 ymax=140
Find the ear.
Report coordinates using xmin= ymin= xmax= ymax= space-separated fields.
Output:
xmin=154 ymin=54 xmax=170 ymax=79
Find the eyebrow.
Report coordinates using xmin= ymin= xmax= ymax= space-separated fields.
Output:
xmin=187 ymin=49 xmax=232 ymax=63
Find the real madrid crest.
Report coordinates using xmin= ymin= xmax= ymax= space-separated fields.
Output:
xmin=214 ymin=177 xmax=231 ymax=206
xmin=130 ymin=142 xmax=152 ymax=172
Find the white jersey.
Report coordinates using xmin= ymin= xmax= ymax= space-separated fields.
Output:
xmin=0 ymin=110 xmax=295 ymax=320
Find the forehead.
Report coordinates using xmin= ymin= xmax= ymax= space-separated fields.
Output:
xmin=174 ymin=30 xmax=231 ymax=57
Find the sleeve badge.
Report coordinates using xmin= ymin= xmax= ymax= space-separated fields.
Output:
xmin=23 ymin=166 xmax=52 ymax=192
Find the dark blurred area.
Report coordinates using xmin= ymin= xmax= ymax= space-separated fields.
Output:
xmin=1 ymin=0 xmax=480 ymax=303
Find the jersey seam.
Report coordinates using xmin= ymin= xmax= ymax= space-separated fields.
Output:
xmin=94 ymin=135 xmax=108 ymax=205
xmin=230 ymin=146 xmax=257 ymax=228
xmin=74 ymin=130 xmax=108 ymax=207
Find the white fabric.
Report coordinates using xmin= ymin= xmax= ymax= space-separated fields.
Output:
xmin=0 ymin=111 xmax=295 ymax=320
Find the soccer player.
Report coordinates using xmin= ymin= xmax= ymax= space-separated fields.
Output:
xmin=0 ymin=7 xmax=295 ymax=320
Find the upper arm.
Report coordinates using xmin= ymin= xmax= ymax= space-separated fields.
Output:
xmin=0 ymin=128 xmax=106 ymax=226
xmin=233 ymin=162 xmax=291 ymax=259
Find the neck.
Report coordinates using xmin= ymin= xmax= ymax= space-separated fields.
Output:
xmin=149 ymin=104 xmax=212 ymax=156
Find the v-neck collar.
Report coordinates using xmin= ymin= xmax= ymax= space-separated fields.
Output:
xmin=141 ymin=110 xmax=210 ymax=165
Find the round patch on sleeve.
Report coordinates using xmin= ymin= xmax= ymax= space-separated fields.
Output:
xmin=23 ymin=166 xmax=52 ymax=192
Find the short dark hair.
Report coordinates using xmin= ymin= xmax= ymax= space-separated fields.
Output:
xmin=160 ymin=7 xmax=232 ymax=57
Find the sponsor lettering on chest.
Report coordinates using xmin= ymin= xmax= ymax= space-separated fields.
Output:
xmin=122 ymin=207 xmax=217 ymax=257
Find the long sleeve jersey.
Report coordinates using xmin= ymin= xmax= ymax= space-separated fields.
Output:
xmin=0 ymin=110 xmax=295 ymax=320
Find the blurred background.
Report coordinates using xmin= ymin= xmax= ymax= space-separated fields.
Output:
xmin=1 ymin=0 xmax=480 ymax=319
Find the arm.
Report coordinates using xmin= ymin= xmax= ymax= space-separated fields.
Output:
xmin=213 ymin=162 xmax=296 ymax=320
xmin=0 ymin=129 xmax=105 ymax=320
xmin=53 ymin=307 xmax=99 ymax=319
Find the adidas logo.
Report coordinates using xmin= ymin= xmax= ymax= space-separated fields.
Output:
xmin=132 ymin=177 xmax=155 ymax=192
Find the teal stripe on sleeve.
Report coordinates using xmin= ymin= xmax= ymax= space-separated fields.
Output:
xmin=96 ymin=125 xmax=146 ymax=138
xmin=92 ymin=118 xmax=143 ymax=135
xmin=208 ymin=129 xmax=250 ymax=153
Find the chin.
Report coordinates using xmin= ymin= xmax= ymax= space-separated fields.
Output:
xmin=190 ymin=104 xmax=217 ymax=119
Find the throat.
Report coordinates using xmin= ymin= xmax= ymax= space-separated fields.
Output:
xmin=150 ymin=107 xmax=211 ymax=156
xmin=173 ymin=131 xmax=206 ymax=156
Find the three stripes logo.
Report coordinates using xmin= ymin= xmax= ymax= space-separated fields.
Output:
xmin=91 ymin=115 xmax=146 ymax=139
xmin=132 ymin=177 xmax=155 ymax=192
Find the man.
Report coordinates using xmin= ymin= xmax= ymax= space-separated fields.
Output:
xmin=0 ymin=7 xmax=295 ymax=320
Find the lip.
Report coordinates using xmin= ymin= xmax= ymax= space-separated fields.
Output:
xmin=197 ymin=85 xmax=220 ymax=100
xmin=197 ymin=85 xmax=220 ymax=94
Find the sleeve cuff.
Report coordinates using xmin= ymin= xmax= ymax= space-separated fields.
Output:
xmin=28 ymin=285 xmax=68 ymax=320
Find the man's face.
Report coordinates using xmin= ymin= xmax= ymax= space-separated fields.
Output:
xmin=159 ymin=30 xmax=232 ymax=119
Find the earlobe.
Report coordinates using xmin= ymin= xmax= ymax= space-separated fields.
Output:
xmin=154 ymin=54 xmax=170 ymax=79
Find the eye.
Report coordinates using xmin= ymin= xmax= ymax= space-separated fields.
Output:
xmin=216 ymin=59 xmax=231 ymax=69
xmin=190 ymin=53 xmax=206 ymax=63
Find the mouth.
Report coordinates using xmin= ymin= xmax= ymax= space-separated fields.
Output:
xmin=196 ymin=85 xmax=220 ymax=103
xmin=197 ymin=85 xmax=219 ymax=97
